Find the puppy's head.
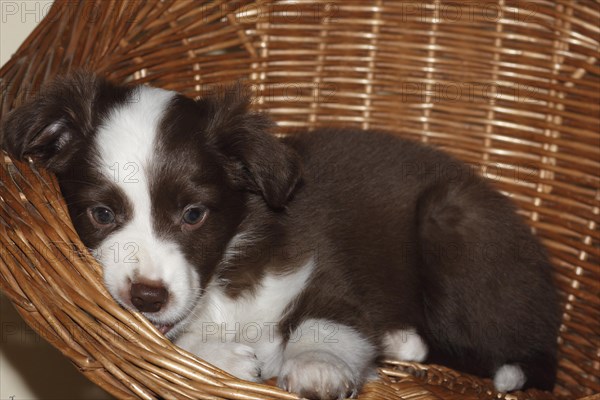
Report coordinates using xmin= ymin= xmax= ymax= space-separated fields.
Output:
xmin=1 ymin=72 xmax=301 ymax=337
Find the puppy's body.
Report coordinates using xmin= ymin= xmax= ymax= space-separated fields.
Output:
xmin=1 ymin=74 xmax=560 ymax=399
xmin=178 ymin=129 xmax=559 ymax=393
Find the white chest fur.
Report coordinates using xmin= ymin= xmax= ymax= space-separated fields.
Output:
xmin=175 ymin=259 xmax=314 ymax=378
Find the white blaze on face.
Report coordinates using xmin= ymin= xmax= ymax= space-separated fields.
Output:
xmin=93 ymin=86 xmax=199 ymax=324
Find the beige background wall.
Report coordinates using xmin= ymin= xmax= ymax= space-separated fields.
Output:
xmin=1 ymin=1 xmax=109 ymax=398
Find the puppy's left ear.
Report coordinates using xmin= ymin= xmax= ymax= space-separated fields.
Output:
xmin=201 ymin=86 xmax=302 ymax=209
xmin=0 ymin=72 xmax=107 ymax=173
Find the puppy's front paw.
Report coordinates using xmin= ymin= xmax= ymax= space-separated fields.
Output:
xmin=278 ymin=351 xmax=359 ymax=400
xmin=216 ymin=343 xmax=262 ymax=382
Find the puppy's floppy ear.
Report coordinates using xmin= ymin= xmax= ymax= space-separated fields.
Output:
xmin=201 ymin=84 xmax=302 ymax=209
xmin=1 ymin=72 xmax=109 ymax=173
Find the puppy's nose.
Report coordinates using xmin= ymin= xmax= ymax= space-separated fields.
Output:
xmin=130 ymin=282 xmax=168 ymax=313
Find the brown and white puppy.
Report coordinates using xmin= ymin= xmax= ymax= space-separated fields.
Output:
xmin=1 ymin=73 xmax=560 ymax=399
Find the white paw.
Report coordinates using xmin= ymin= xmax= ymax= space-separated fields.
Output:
xmin=278 ymin=351 xmax=359 ymax=400
xmin=494 ymin=364 xmax=526 ymax=392
xmin=212 ymin=343 xmax=263 ymax=382
xmin=383 ymin=329 xmax=428 ymax=362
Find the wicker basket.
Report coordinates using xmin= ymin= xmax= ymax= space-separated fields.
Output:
xmin=0 ymin=1 xmax=598 ymax=399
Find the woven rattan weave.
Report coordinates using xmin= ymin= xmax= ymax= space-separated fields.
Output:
xmin=0 ymin=1 xmax=598 ymax=399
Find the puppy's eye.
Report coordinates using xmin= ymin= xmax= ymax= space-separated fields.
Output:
xmin=89 ymin=206 xmax=116 ymax=227
xmin=182 ymin=205 xmax=208 ymax=231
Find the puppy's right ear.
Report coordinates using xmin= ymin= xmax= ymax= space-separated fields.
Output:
xmin=1 ymin=72 xmax=104 ymax=173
